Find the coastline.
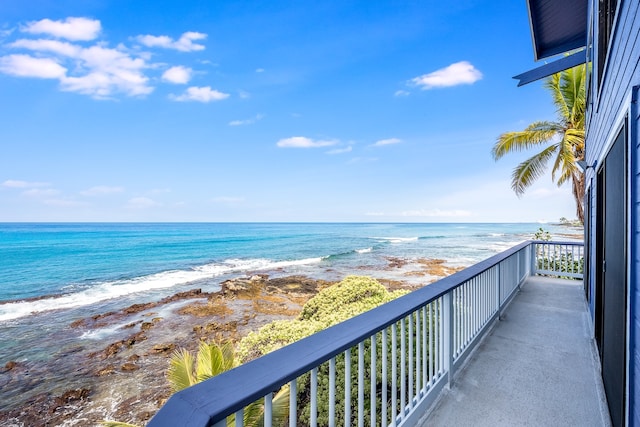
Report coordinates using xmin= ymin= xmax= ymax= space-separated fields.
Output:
xmin=0 ymin=257 xmax=463 ymax=427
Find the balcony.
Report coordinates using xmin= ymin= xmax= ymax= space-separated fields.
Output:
xmin=148 ymin=240 xmax=610 ymax=427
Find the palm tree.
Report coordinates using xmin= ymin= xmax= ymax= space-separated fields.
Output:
xmin=492 ymin=63 xmax=586 ymax=223
xmin=103 ymin=341 xmax=289 ymax=427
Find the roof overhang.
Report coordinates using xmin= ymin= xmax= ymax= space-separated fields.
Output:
xmin=513 ymin=49 xmax=586 ymax=86
xmin=526 ymin=0 xmax=588 ymax=61
xmin=514 ymin=0 xmax=588 ymax=86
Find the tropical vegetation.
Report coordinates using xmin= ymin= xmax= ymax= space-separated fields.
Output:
xmin=103 ymin=276 xmax=409 ymax=427
xmin=238 ymin=275 xmax=410 ymax=426
xmin=492 ymin=63 xmax=586 ymax=223
xmin=102 ymin=341 xmax=289 ymax=427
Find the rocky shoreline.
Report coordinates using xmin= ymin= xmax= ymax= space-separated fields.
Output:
xmin=0 ymin=258 xmax=464 ymax=427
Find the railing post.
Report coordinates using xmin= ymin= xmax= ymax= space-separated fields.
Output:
xmin=517 ymin=251 xmax=521 ymax=288
xmin=496 ymin=263 xmax=502 ymax=319
xmin=443 ymin=291 xmax=454 ymax=388
xmin=530 ymin=242 xmax=537 ymax=276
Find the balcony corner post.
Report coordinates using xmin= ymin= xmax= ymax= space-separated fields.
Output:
xmin=530 ymin=242 xmax=537 ymax=276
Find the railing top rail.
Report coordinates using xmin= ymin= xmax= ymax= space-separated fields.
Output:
xmin=531 ymin=239 xmax=584 ymax=245
xmin=149 ymin=239 xmax=563 ymax=426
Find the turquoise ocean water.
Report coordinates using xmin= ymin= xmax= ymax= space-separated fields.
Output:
xmin=0 ymin=222 xmax=579 ymax=322
xmin=0 ymin=222 xmax=579 ymax=411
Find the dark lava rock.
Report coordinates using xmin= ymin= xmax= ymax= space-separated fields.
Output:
xmin=141 ymin=321 xmax=154 ymax=331
xmin=150 ymin=343 xmax=176 ymax=355
xmin=96 ymin=365 xmax=116 ymax=376
xmin=121 ymin=362 xmax=139 ymax=371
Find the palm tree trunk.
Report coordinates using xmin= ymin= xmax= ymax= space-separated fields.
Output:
xmin=571 ymin=172 xmax=585 ymax=224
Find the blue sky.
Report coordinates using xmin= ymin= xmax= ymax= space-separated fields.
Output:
xmin=0 ymin=0 xmax=577 ymax=222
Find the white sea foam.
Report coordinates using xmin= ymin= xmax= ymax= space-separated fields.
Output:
xmin=80 ymin=323 xmax=127 ymax=340
xmin=0 ymin=256 xmax=325 ymax=322
xmin=356 ymin=247 xmax=373 ymax=254
xmin=373 ymin=237 xmax=419 ymax=243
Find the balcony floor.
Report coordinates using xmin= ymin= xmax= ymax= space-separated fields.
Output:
xmin=420 ymin=276 xmax=611 ymax=427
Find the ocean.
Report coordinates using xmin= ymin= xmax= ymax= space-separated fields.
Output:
xmin=0 ymin=222 xmax=579 ymax=418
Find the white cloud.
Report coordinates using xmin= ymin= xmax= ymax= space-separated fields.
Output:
xmin=238 ymin=90 xmax=251 ymax=99
xmin=60 ymin=45 xmax=151 ymax=97
xmin=80 ymin=185 xmax=124 ymax=196
xmin=5 ymin=38 xmax=153 ymax=98
xmin=135 ymin=31 xmax=206 ymax=52
xmin=2 ymin=21 xmax=210 ymax=99
xmin=372 ymin=138 xmax=402 ymax=147
xmin=411 ymin=61 xmax=482 ymax=89
xmin=401 ymin=208 xmax=472 ymax=218
xmin=0 ymin=54 xmax=66 ymax=79
xmin=162 ymin=66 xmax=192 ymax=84
xmin=255 ymin=68 xmax=265 ymax=73
xmin=394 ymin=90 xmax=410 ymax=97
xmin=10 ymin=39 xmax=80 ymax=56
xmin=22 ymin=17 xmax=101 ymax=41
xmin=229 ymin=113 xmax=264 ymax=126
xmin=276 ymin=136 xmax=337 ymax=148
xmin=126 ymin=197 xmax=160 ymax=209
xmin=2 ymin=179 xmax=50 ymax=188
xmin=170 ymin=86 xmax=229 ymax=102
xmin=326 ymin=146 xmax=353 ymax=155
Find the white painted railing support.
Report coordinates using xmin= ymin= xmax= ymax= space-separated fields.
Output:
xmin=443 ymin=292 xmax=454 ymax=388
xmin=496 ymin=264 xmax=502 ymax=320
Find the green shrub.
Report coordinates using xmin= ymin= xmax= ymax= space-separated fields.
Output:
xmin=237 ymin=276 xmax=415 ymax=426
xmin=238 ymin=276 xmax=408 ymax=362
xmin=238 ymin=319 xmax=323 ymax=362
xmin=537 ymin=252 xmax=584 ymax=279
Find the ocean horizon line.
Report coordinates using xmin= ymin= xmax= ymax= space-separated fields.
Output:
xmin=0 ymin=220 xmax=563 ymax=225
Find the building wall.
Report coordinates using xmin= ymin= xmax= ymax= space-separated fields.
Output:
xmin=586 ymin=1 xmax=640 ymax=425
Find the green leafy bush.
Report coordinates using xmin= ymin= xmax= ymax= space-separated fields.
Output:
xmin=237 ymin=276 xmax=415 ymax=426
xmin=238 ymin=276 xmax=408 ymax=362
xmin=537 ymin=252 xmax=584 ymax=278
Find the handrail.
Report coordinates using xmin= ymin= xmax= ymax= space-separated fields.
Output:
xmin=532 ymin=240 xmax=584 ymax=279
xmin=148 ymin=240 xmax=583 ymax=427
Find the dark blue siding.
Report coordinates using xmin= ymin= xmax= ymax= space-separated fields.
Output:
xmin=586 ymin=1 xmax=640 ymax=425
xmin=632 ymin=91 xmax=639 ymax=427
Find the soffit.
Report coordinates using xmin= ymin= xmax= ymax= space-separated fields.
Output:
xmin=527 ymin=0 xmax=588 ymax=60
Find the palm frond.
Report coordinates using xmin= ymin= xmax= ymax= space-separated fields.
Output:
xmin=551 ymin=135 xmax=580 ymax=183
xmin=220 ymin=341 xmax=236 ymax=372
xmin=271 ymin=385 xmax=291 ymax=426
xmin=195 ymin=341 xmax=237 ymax=383
xmin=511 ymin=144 xmax=558 ymax=195
xmin=168 ymin=348 xmax=197 ymax=392
xmin=562 ymin=64 xmax=586 ymax=126
xmin=544 ymin=73 xmax=571 ymax=121
xmin=196 ymin=341 xmax=217 ymax=382
xmin=545 ymin=64 xmax=586 ymax=128
xmin=492 ymin=121 xmax=561 ymax=160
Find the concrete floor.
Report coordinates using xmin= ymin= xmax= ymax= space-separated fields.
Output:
xmin=420 ymin=276 xmax=611 ymax=427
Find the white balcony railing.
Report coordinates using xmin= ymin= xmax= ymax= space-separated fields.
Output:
xmin=148 ymin=240 xmax=584 ymax=427
xmin=533 ymin=241 xmax=585 ymax=279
